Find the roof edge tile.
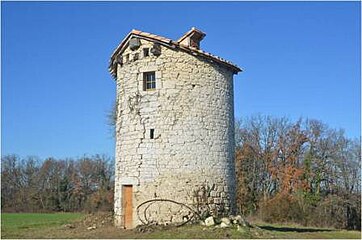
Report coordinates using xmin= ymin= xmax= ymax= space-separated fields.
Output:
xmin=109 ymin=29 xmax=242 ymax=77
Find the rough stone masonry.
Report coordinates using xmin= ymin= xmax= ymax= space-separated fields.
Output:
xmin=108 ymin=28 xmax=242 ymax=228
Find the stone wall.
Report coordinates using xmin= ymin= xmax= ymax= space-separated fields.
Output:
xmin=114 ymin=38 xmax=236 ymax=228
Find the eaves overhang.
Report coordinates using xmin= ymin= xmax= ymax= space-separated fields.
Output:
xmin=109 ymin=29 xmax=242 ymax=79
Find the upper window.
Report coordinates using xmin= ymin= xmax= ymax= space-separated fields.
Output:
xmin=143 ymin=48 xmax=149 ymax=57
xmin=143 ymin=72 xmax=156 ymax=91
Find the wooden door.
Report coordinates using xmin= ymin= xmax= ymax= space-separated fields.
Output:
xmin=122 ymin=185 xmax=133 ymax=229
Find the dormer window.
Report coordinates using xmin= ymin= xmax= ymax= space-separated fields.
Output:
xmin=190 ymin=38 xmax=201 ymax=49
xmin=177 ymin=27 xmax=206 ymax=50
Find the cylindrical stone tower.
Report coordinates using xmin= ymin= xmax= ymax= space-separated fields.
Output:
xmin=109 ymin=28 xmax=241 ymax=229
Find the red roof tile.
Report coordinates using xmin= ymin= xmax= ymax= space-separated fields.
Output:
xmin=109 ymin=29 xmax=242 ymax=77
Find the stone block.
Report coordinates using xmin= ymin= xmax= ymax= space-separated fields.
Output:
xmin=221 ymin=217 xmax=231 ymax=225
xmin=204 ymin=216 xmax=215 ymax=226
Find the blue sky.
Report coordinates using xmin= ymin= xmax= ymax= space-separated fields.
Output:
xmin=2 ymin=1 xmax=360 ymax=159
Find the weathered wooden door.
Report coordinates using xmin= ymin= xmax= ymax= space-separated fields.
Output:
xmin=122 ymin=185 xmax=133 ymax=229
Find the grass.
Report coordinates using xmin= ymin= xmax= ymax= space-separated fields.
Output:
xmin=255 ymin=222 xmax=361 ymax=239
xmin=1 ymin=213 xmax=84 ymax=238
xmin=1 ymin=212 xmax=361 ymax=239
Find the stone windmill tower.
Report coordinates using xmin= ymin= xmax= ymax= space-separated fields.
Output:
xmin=109 ymin=28 xmax=241 ymax=229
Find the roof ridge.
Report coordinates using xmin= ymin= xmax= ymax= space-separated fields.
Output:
xmin=109 ymin=29 xmax=242 ymax=77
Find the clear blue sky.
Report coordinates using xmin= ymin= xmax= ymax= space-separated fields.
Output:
xmin=2 ymin=1 xmax=360 ymax=159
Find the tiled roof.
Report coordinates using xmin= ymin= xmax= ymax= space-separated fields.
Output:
xmin=109 ymin=29 xmax=242 ymax=77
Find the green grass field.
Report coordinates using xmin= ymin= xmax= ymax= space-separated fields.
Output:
xmin=1 ymin=213 xmax=84 ymax=238
xmin=1 ymin=213 xmax=361 ymax=239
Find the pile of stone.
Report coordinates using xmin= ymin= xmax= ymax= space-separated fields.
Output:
xmin=201 ymin=215 xmax=251 ymax=231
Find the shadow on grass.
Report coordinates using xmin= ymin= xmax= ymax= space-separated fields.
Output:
xmin=258 ymin=225 xmax=332 ymax=233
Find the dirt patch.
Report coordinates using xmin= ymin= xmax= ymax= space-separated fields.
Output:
xmin=71 ymin=212 xmax=114 ymax=229
xmin=57 ymin=213 xmax=256 ymax=239
xmin=2 ymin=212 xmax=360 ymax=239
xmin=56 ymin=212 xmax=135 ymax=239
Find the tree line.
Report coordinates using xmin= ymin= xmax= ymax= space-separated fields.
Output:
xmin=1 ymin=115 xmax=360 ymax=230
xmin=235 ymin=115 xmax=361 ymax=230
xmin=1 ymin=154 xmax=114 ymax=213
